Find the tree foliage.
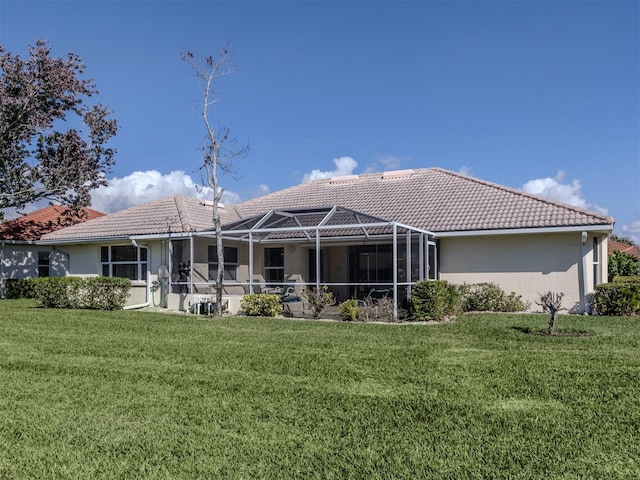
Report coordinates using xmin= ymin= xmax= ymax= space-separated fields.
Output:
xmin=608 ymin=250 xmax=640 ymax=281
xmin=0 ymin=40 xmax=117 ymax=219
xmin=181 ymin=44 xmax=248 ymax=314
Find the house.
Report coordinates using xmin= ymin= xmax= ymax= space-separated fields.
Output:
xmin=0 ymin=206 xmax=105 ymax=297
xmin=39 ymin=168 xmax=614 ymax=315
xmin=608 ymin=239 xmax=640 ymax=259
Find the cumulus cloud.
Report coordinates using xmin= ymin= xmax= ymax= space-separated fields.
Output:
xmin=521 ymin=170 xmax=608 ymax=215
xmin=621 ymin=220 xmax=640 ymax=245
xmin=301 ymin=156 xmax=358 ymax=183
xmin=90 ymin=170 xmax=240 ymax=213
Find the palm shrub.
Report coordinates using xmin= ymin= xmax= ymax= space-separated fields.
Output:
xmin=241 ymin=294 xmax=282 ymax=317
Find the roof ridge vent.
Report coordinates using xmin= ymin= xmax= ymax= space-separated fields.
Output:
xmin=382 ymin=169 xmax=414 ymax=180
xmin=330 ymin=174 xmax=359 ymax=184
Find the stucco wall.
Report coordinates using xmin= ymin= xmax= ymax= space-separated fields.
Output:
xmin=438 ymin=232 xmax=604 ymax=313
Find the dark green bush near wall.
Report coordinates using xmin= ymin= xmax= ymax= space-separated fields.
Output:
xmin=591 ymin=278 xmax=640 ymax=316
xmin=4 ymin=278 xmax=37 ymax=299
xmin=30 ymin=277 xmax=131 ymax=310
xmin=410 ymin=280 xmax=460 ymax=322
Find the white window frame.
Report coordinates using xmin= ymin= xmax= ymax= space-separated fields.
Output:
xmin=100 ymin=245 xmax=148 ymax=281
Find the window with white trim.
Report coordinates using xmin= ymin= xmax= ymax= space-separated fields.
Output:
xmin=593 ymin=237 xmax=600 ymax=286
xmin=37 ymin=251 xmax=50 ymax=277
xmin=101 ymin=245 xmax=148 ymax=281
xmin=208 ymin=245 xmax=238 ymax=281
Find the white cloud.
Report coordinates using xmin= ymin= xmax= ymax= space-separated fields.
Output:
xmin=377 ymin=155 xmax=402 ymax=170
xmin=521 ymin=171 xmax=608 ymax=215
xmin=459 ymin=166 xmax=473 ymax=176
xmin=621 ymin=221 xmax=640 ymax=246
xmin=301 ymin=156 xmax=358 ymax=183
xmin=90 ymin=170 xmax=241 ymax=213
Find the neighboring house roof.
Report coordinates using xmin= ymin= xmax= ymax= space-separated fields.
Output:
xmin=41 ymin=196 xmax=241 ymax=241
xmin=608 ymin=240 xmax=640 ymax=258
xmin=235 ymin=168 xmax=613 ymax=233
xmin=0 ymin=206 xmax=105 ymax=242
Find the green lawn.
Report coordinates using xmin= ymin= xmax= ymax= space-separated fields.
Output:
xmin=0 ymin=299 xmax=638 ymax=479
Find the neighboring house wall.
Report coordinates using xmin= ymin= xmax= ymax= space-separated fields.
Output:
xmin=0 ymin=244 xmax=68 ymax=295
xmin=439 ymin=231 xmax=606 ymax=313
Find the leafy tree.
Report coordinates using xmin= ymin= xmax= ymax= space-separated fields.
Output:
xmin=181 ymin=45 xmax=249 ymax=315
xmin=608 ymin=250 xmax=640 ymax=281
xmin=0 ymin=40 xmax=118 ymax=220
xmin=610 ymin=234 xmax=636 ymax=246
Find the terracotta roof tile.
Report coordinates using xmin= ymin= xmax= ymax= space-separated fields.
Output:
xmin=235 ymin=168 xmax=613 ymax=232
xmin=41 ymin=196 xmax=241 ymax=241
xmin=608 ymin=240 xmax=640 ymax=258
xmin=0 ymin=206 xmax=104 ymax=241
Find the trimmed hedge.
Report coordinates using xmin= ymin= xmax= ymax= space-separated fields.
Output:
xmin=241 ymin=293 xmax=282 ymax=317
xmin=30 ymin=277 xmax=131 ymax=310
xmin=591 ymin=278 xmax=640 ymax=316
xmin=4 ymin=278 xmax=37 ymax=299
xmin=410 ymin=280 xmax=460 ymax=322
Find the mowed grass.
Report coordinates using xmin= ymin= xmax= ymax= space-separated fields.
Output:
xmin=0 ymin=300 xmax=638 ymax=479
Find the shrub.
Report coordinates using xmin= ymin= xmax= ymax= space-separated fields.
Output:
xmin=460 ymin=282 xmax=528 ymax=312
xmin=536 ymin=291 xmax=565 ymax=335
xmin=31 ymin=277 xmax=84 ymax=308
xmin=608 ymin=250 xmax=640 ymax=281
xmin=29 ymin=277 xmax=132 ymax=310
xmin=410 ymin=280 xmax=459 ymax=322
xmin=338 ymin=298 xmax=359 ymax=322
xmin=241 ymin=293 xmax=282 ymax=317
xmin=84 ymin=277 xmax=131 ymax=310
xmin=590 ymin=281 xmax=640 ymax=316
xmin=301 ymin=286 xmax=335 ymax=319
xmin=4 ymin=278 xmax=37 ymax=299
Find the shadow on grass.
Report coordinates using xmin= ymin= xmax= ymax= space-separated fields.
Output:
xmin=512 ymin=326 xmax=591 ymax=337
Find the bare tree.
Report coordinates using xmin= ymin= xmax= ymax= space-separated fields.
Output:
xmin=181 ymin=45 xmax=248 ymax=315
xmin=536 ymin=291 xmax=565 ymax=335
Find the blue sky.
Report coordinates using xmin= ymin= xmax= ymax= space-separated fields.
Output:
xmin=1 ymin=0 xmax=638 ymax=240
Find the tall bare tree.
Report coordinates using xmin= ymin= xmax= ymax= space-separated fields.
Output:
xmin=181 ymin=45 xmax=248 ymax=315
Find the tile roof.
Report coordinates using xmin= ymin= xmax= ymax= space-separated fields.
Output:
xmin=40 ymin=168 xmax=614 ymax=242
xmin=0 ymin=206 xmax=105 ymax=242
xmin=41 ymin=196 xmax=241 ymax=241
xmin=235 ymin=168 xmax=614 ymax=233
xmin=608 ymin=240 xmax=640 ymax=258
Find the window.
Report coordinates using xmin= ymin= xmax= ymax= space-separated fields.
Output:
xmin=593 ymin=237 xmax=600 ymax=286
xmin=264 ymin=247 xmax=284 ymax=284
xmin=37 ymin=251 xmax=50 ymax=277
xmin=208 ymin=245 xmax=238 ymax=281
xmin=101 ymin=245 xmax=148 ymax=281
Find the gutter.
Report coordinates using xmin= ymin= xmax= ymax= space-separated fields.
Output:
xmin=436 ymin=224 xmax=614 ymax=238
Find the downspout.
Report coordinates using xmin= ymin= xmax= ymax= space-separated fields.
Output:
xmin=392 ymin=223 xmax=398 ymax=320
xmin=123 ymin=240 xmax=151 ymax=310
xmin=580 ymin=231 xmax=590 ymax=314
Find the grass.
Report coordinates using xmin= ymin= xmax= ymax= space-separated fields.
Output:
xmin=0 ymin=299 xmax=638 ymax=479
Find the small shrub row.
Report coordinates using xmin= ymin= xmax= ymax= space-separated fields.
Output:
xmin=4 ymin=278 xmax=37 ymax=299
xmin=590 ymin=278 xmax=640 ymax=316
xmin=241 ymin=293 xmax=282 ymax=317
xmin=30 ymin=277 xmax=131 ymax=310
xmin=459 ymin=282 xmax=529 ymax=313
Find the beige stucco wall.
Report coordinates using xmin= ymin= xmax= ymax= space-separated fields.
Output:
xmin=439 ymin=231 xmax=607 ymax=313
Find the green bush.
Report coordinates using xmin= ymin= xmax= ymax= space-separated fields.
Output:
xmin=338 ymin=298 xmax=360 ymax=322
xmin=590 ymin=281 xmax=640 ymax=316
xmin=84 ymin=277 xmax=131 ymax=310
xmin=410 ymin=280 xmax=459 ymax=322
xmin=31 ymin=277 xmax=84 ymax=308
xmin=4 ymin=278 xmax=37 ymax=299
xmin=608 ymin=250 xmax=640 ymax=281
xmin=241 ymin=293 xmax=282 ymax=317
xmin=460 ymin=282 xmax=528 ymax=312
xmin=30 ymin=277 xmax=131 ymax=310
